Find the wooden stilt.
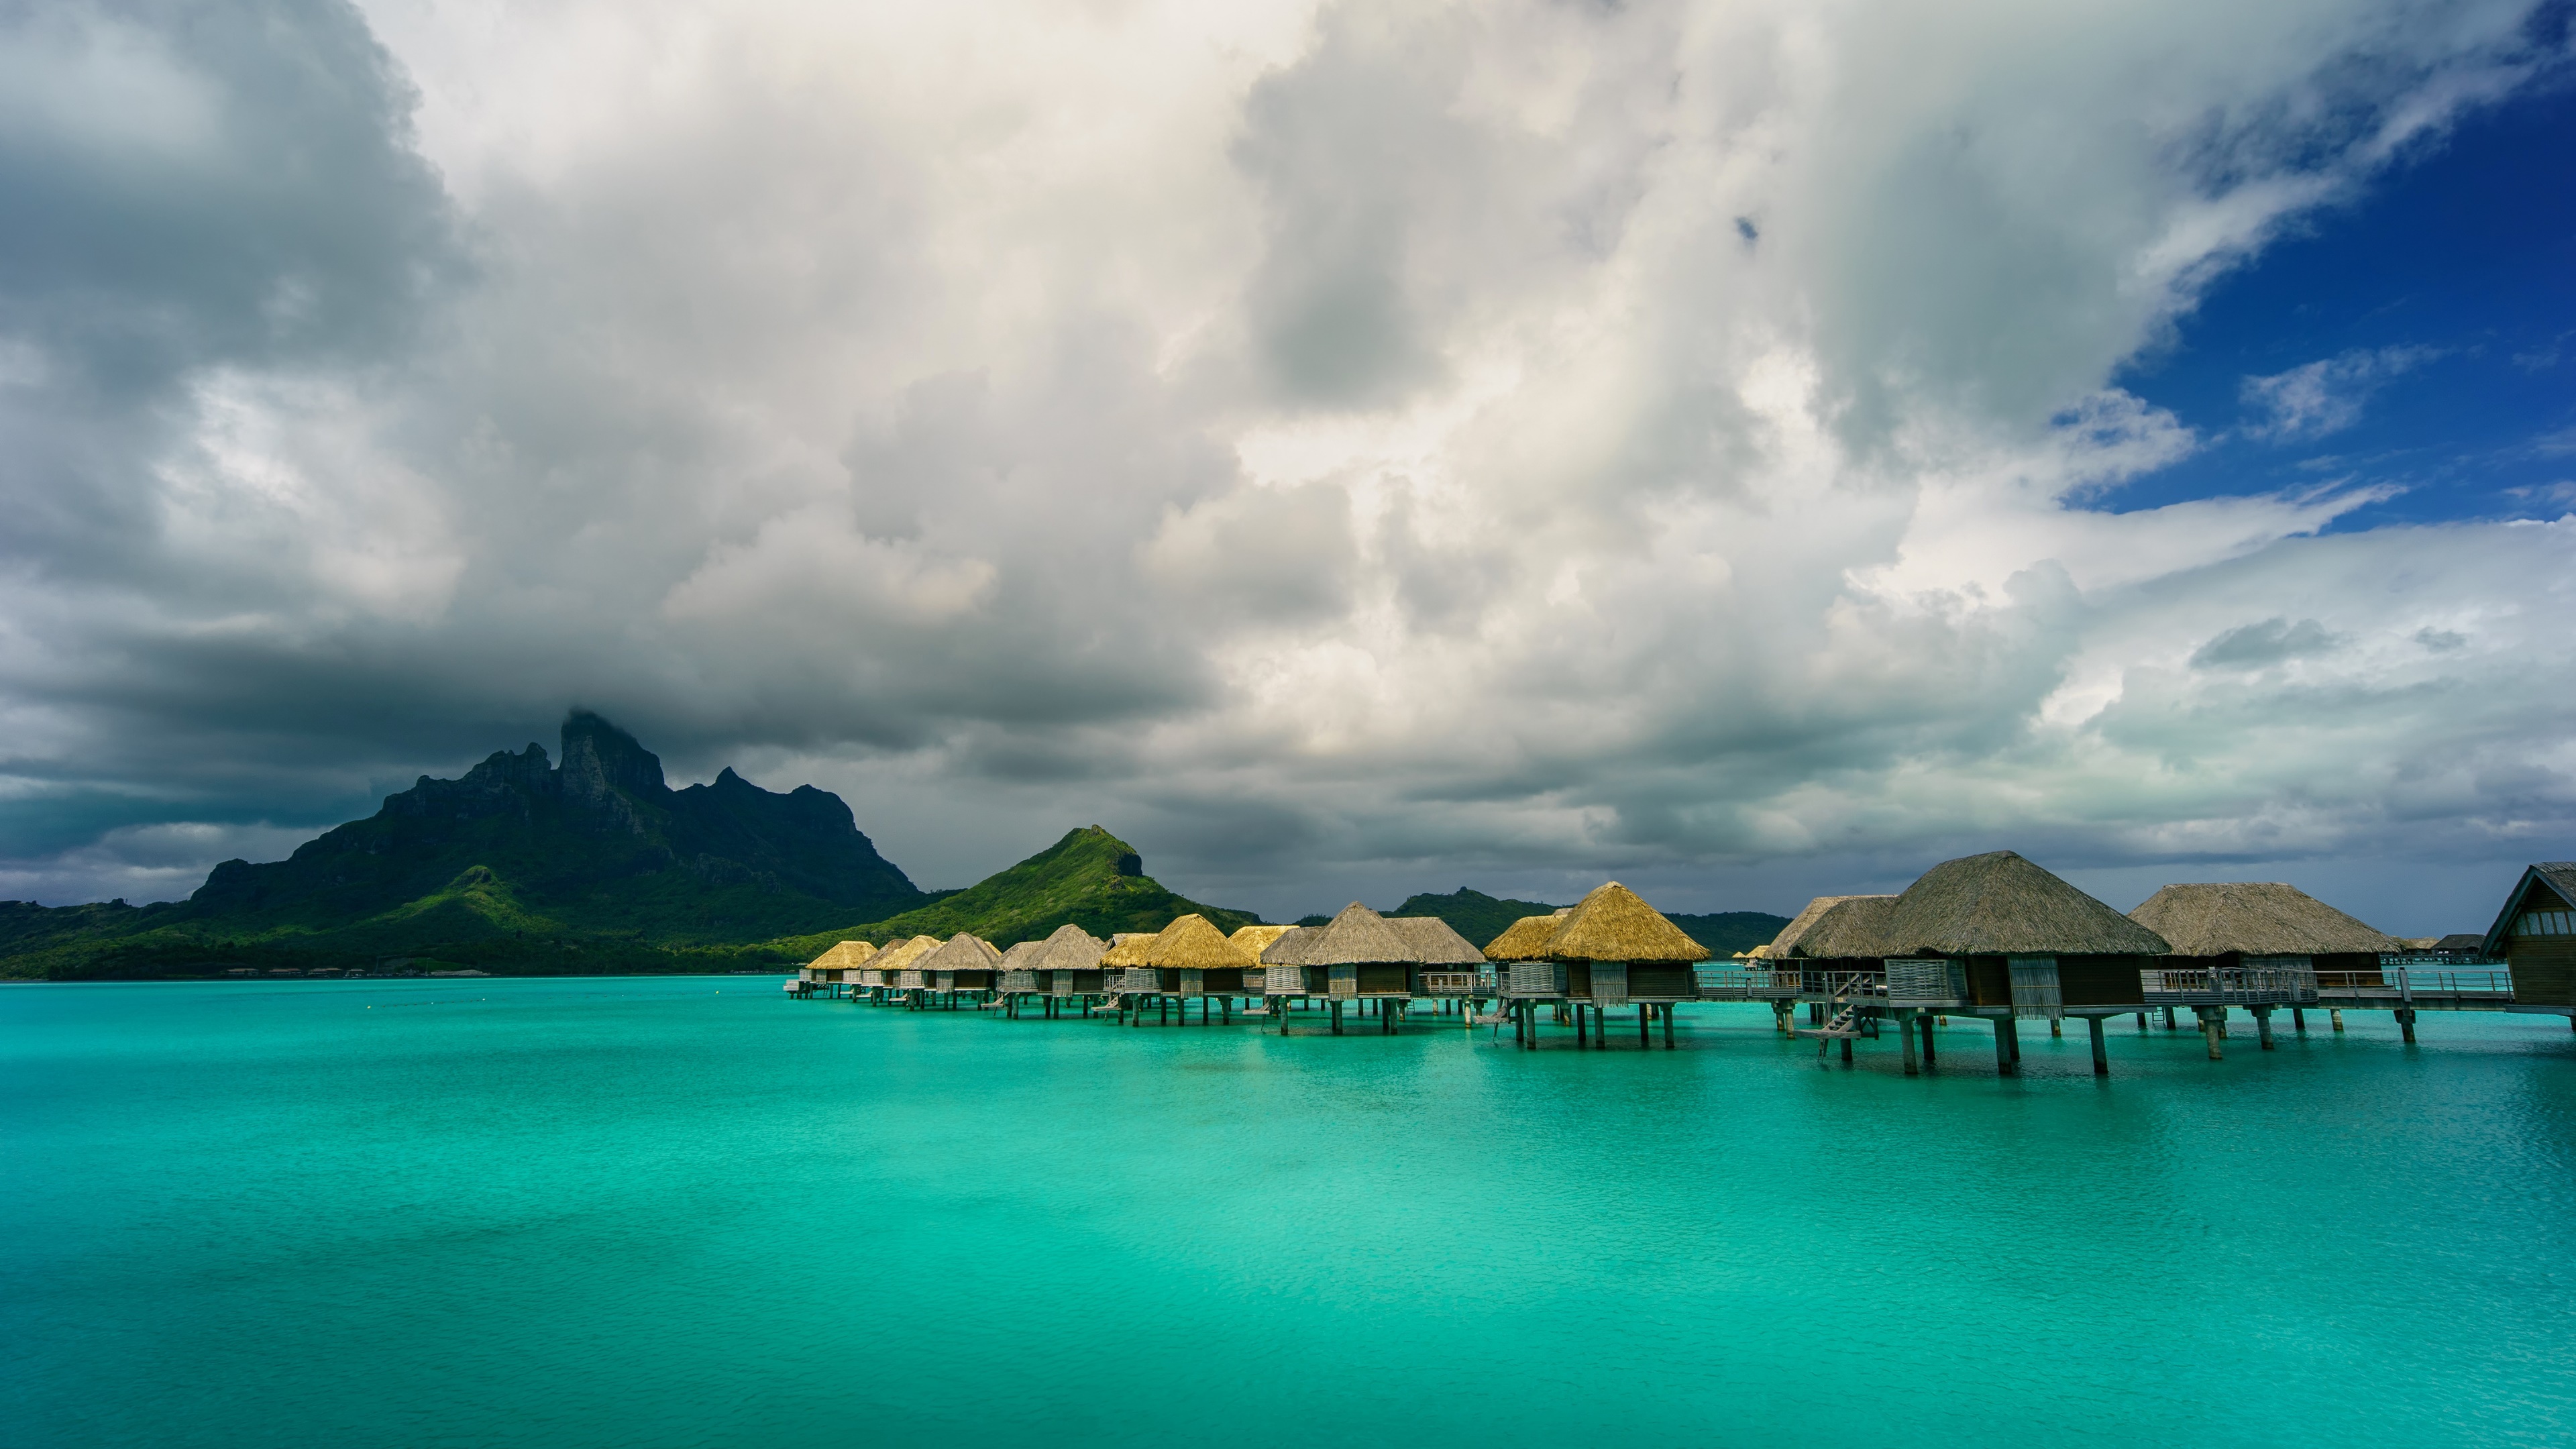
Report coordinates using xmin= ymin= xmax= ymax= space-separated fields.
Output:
xmin=2005 ymin=1018 xmax=2021 ymax=1063
xmin=2292 ymin=1007 xmax=2306 ymax=1033
xmin=1663 ymin=1002 xmax=1675 ymax=1049
xmin=2331 ymin=1008 xmax=2344 ymax=1032
xmin=2200 ymin=1008 xmax=2223 ymax=1060
xmin=2162 ymin=1005 xmax=2177 ymax=1030
xmin=1574 ymin=1003 xmax=1587 ymax=1049
xmin=2254 ymin=1006 xmax=2275 ymax=1050
xmin=2398 ymin=1008 xmax=2417 ymax=1044
xmin=2050 ymin=1016 xmax=2063 ymax=1038
xmin=1900 ymin=1009 xmax=1919 ymax=1075
xmin=2088 ymin=1015 xmax=2108 ymax=1077
xmin=1993 ymin=1020 xmax=2016 ymax=1076
xmin=1839 ymin=1032 xmax=1853 ymax=1063
xmin=1639 ymin=1006 xmax=1651 ymax=1048
xmin=1920 ymin=1012 xmax=1936 ymax=1067
xmin=1330 ymin=1000 xmax=1343 ymax=1036
xmin=2137 ymin=1011 xmax=2148 ymax=1032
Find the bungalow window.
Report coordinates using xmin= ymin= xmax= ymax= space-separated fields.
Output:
xmin=2519 ymin=910 xmax=2573 ymax=937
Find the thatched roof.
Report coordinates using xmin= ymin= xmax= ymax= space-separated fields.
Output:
xmin=1258 ymin=926 xmax=1318 ymax=965
xmin=1143 ymin=914 xmax=1256 ymax=969
xmin=1229 ymin=924 xmax=1296 ymax=957
xmin=1265 ymin=902 xmax=1413 ymax=965
xmin=2129 ymin=882 xmax=2400 ymax=957
xmin=1483 ymin=911 xmax=1569 ymax=961
xmin=1544 ymin=883 xmax=1709 ymax=963
xmin=1387 ymin=916 xmax=1485 ymax=964
xmin=997 ymin=940 xmax=1042 ymax=967
xmin=918 ymin=932 xmax=1004 ymax=974
xmin=1882 ymin=851 xmax=2168 ymax=957
xmin=1027 ymin=922 xmax=1108 ymax=972
xmin=804 ymin=939 xmax=877 ymax=971
xmin=869 ymin=934 xmax=943 ymax=973
xmin=1099 ymin=932 xmax=1157 ymax=968
xmin=1758 ymin=895 xmax=1898 ymax=959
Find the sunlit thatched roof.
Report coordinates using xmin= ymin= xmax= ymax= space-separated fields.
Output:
xmin=1143 ymin=914 xmax=1256 ymax=969
xmin=1544 ymin=882 xmax=1709 ymax=963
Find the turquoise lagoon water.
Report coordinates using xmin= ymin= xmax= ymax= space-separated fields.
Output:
xmin=5 ymin=978 xmax=2574 ymax=1449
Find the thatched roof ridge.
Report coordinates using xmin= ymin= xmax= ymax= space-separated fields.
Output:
xmin=1544 ymin=883 xmax=1709 ymax=963
xmin=918 ymin=932 xmax=1004 ymax=974
xmin=1387 ymin=916 xmax=1485 ymax=964
xmin=1760 ymin=895 xmax=1898 ymax=959
xmin=1483 ymin=912 xmax=1567 ymax=961
xmin=1266 ymin=902 xmax=1413 ymax=965
xmin=1144 ymin=914 xmax=1256 ymax=969
xmin=1258 ymin=926 xmax=1318 ymax=965
xmin=997 ymin=940 xmax=1041 ymax=967
xmin=2129 ymin=882 xmax=2400 ymax=957
xmin=805 ymin=939 xmax=877 ymax=971
xmin=1099 ymin=932 xmax=1157 ymax=968
xmin=869 ymin=934 xmax=943 ymax=973
xmin=1229 ymin=924 xmax=1295 ymax=957
xmin=1028 ymin=922 xmax=1108 ymax=972
xmin=1882 ymin=851 xmax=2168 ymax=957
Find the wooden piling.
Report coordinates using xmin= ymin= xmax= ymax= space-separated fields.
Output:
xmin=2200 ymin=1008 xmax=2223 ymax=1060
xmin=2330 ymin=1008 xmax=2344 ymax=1032
xmin=2088 ymin=1015 xmax=2108 ymax=1077
xmin=2254 ymin=1006 xmax=2275 ymax=1051
xmin=2292 ymin=1007 xmax=2306 ymax=1034
xmin=1919 ymin=1012 xmax=1936 ymax=1067
xmin=1993 ymin=1019 xmax=2016 ymax=1076
xmin=1900 ymin=1010 xmax=1919 ymax=1075
xmin=2398 ymin=1008 xmax=2417 ymax=1044
xmin=1663 ymin=1002 xmax=1675 ymax=1049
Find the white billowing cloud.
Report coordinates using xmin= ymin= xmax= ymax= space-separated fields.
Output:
xmin=2241 ymin=344 xmax=2444 ymax=441
xmin=0 ymin=0 xmax=2571 ymax=932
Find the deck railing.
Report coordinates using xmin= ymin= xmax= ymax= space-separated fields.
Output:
xmin=2141 ymin=965 xmax=2318 ymax=1006
xmin=2315 ymin=967 xmax=2513 ymax=999
xmin=1694 ymin=966 xmax=1807 ymax=1000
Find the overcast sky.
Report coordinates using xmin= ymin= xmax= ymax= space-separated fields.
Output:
xmin=3 ymin=0 xmax=2573 ymax=932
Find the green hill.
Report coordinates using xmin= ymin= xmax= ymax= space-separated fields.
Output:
xmin=1666 ymin=911 xmax=1793 ymax=957
xmin=770 ymin=826 xmax=1260 ymax=956
xmin=1381 ymin=888 xmax=1566 ymax=949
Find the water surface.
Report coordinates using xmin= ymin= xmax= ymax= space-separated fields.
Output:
xmin=5 ymin=979 xmax=2573 ymax=1448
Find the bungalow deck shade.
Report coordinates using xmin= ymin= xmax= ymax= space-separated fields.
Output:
xmin=2129 ymin=882 xmax=2400 ymax=957
xmin=1387 ymin=916 xmax=1484 ymax=964
xmin=1543 ymin=883 xmax=1709 ymax=963
xmin=1482 ymin=911 xmax=1569 ymax=962
xmin=1263 ymin=902 xmax=1412 ymax=965
xmin=1142 ymin=914 xmax=1257 ymax=969
xmin=1881 ymin=851 xmax=2169 ymax=957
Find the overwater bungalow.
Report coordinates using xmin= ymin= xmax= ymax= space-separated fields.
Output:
xmin=1754 ymin=895 xmax=1898 ymax=1033
xmin=1390 ymin=916 xmax=1486 ymax=1012
xmin=1258 ymin=903 xmax=1419 ymax=1034
xmin=866 ymin=934 xmax=943 ymax=1002
xmin=2478 ymin=862 xmax=2576 ymax=1024
xmin=1138 ymin=914 xmax=1258 ymax=1024
xmin=1229 ymin=925 xmax=1294 ymax=1012
xmin=1868 ymin=851 xmax=2168 ymax=1075
xmin=2128 ymin=881 xmax=2402 ymax=1046
xmin=1028 ymin=924 xmax=1110 ymax=1008
xmin=798 ymin=939 xmax=875 ymax=996
xmin=913 ymin=932 xmax=1002 ymax=1008
xmin=1536 ymin=883 xmax=1711 ymax=1049
xmin=1100 ymin=932 xmax=1158 ymax=1014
